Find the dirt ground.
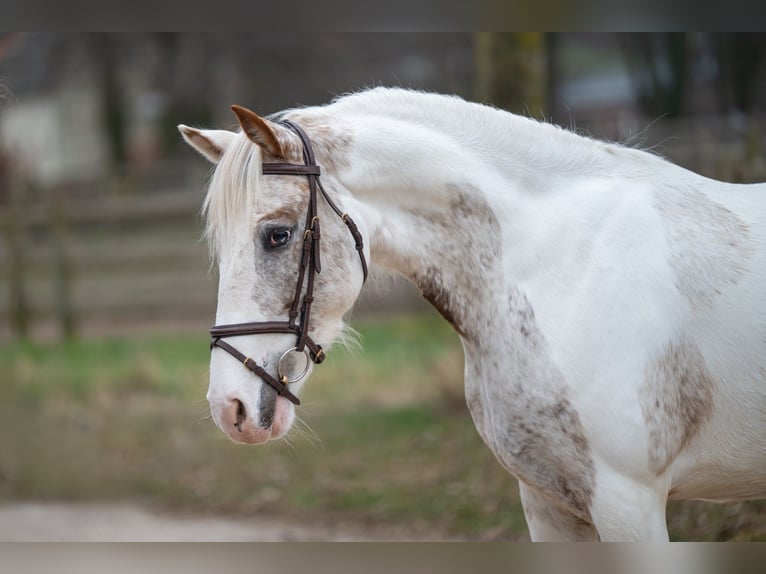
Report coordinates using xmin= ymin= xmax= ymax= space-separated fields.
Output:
xmin=0 ymin=502 xmax=434 ymax=542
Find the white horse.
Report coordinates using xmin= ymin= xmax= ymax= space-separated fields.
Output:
xmin=179 ymin=88 xmax=766 ymax=541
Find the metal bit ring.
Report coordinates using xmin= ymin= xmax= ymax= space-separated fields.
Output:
xmin=277 ymin=347 xmax=312 ymax=384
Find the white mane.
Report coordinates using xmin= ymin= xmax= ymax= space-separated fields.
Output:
xmin=318 ymin=87 xmax=668 ymax=176
xmin=202 ymin=131 xmax=262 ymax=259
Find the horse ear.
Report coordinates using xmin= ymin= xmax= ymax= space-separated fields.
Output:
xmin=178 ymin=125 xmax=234 ymax=163
xmin=230 ymin=105 xmax=287 ymax=158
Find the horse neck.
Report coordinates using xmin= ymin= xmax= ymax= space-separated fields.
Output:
xmin=332 ymin=108 xmax=610 ymax=344
xmin=323 ymin=97 xmax=683 ymax=346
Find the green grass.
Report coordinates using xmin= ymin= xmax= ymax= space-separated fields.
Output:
xmin=0 ymin=313 xmax=524 ymax=539
xmin=0 ymin=312 xmax=763 ymax=540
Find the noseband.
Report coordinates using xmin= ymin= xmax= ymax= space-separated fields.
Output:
xmin=209 ymin=119 xmax=368 ymax=406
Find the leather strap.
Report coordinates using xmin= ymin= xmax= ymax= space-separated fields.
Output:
xmin=262 ymin=163 xmax=320 ymax=176
xmin=210 ymin=320 xmax=324 ymax=362
xmin=210 ymin=338 xmax=301 ymax=405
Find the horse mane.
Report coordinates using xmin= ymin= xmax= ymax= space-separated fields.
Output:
xmin=202 ymin=131 xmax=262 ymax=261
xmin=324 ymin=87 xmax=667 ymax=176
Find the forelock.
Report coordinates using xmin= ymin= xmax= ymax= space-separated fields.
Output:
xmin=202 ymin=132 xmax=262 ymax=259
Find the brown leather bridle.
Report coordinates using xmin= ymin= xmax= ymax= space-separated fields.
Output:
xmin=209 ymin=119 xmax=368 ymax=406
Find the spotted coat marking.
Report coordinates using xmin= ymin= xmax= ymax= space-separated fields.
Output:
xmin=406 ymin=183 xmax=596 ymax=524
xmin=407 ymin=183 xmax=501 ymax=341
xmin=520 ymin=482 xmax=599 ymax=540
xmin=639 ymin=339 xmax=715 ymax=475
xmin=476 ymin=287 xmax=596 ymax=523
xmin=652 ymin=186 xmax=752 ymax=308
xmin=283 ymin=113 xmax=353 ymax=173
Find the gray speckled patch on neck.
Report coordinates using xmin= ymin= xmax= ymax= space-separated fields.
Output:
xmin=406 ymin=183 xmax=502 ymax=342
xmin=405 ymin=184 xmax=596 ymax=523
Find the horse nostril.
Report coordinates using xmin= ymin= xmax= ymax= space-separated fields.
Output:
xmin=233 ymin=399 xmax=246 ymax=432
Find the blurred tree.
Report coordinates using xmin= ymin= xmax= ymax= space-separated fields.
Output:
xmin=0 ymin=155 xmax=30 ymax=341
xmin=49 ymin=185 xmax=77 ymax=341
xmin=714 ymin=33 xmax=766 ymax=114
xmin=157 ymin=33 xmax=214 ymax=156
xmin=620 ymin=33 xmax=689 ymax=118
xmin=474 ymin=33 xmax=547 ymax=116
xmin=544 ymin=33 xmax=559 ymax=123
xmin=0 ymin=33 xmax=30 ymax=340
xmin=92 ymin=33 xmax=127 ymax=169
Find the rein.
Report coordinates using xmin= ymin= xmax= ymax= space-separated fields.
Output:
xmin=209 ymin=119 xmax=368 ymax=406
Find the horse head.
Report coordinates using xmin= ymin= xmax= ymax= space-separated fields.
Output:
xmin=179 ymin=106 xmax=367 ymax=444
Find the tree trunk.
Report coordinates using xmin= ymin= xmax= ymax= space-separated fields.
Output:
xmin=49 ymin=186 xmax=77 ymax=341
xmin=1 ymin=160 xmax=30 ymax=342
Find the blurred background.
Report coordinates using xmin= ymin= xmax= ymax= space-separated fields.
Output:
xmin=0 ymin=33 xmax=764 ymax=541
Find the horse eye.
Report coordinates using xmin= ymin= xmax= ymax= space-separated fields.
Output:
xmin=268 ymin=228 xmax=292 ymax=248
